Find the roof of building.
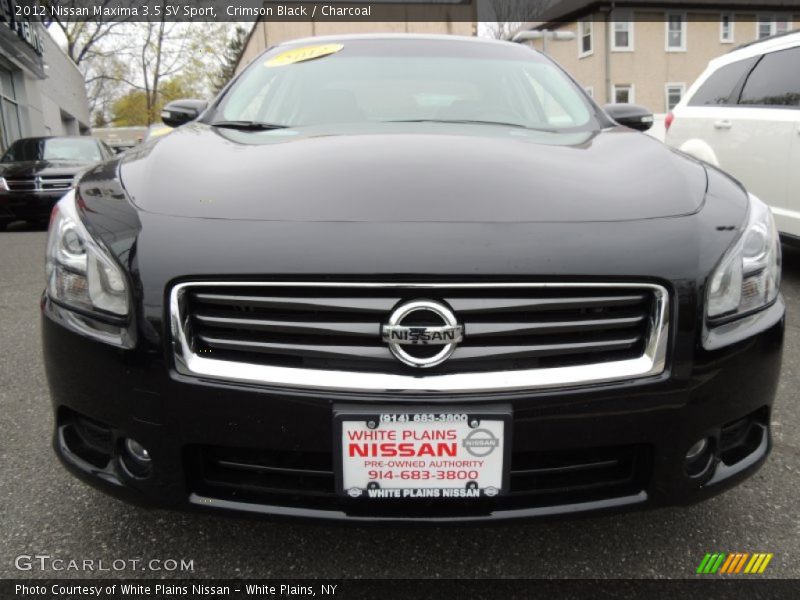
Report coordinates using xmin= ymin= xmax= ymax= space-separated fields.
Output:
xmin=531 ymin=0 xmax=800 ymax=29
xmin=710 ymin=29 xmax=800 ymax=66
xmin=731 ymin=27 xmax=800 ymax=51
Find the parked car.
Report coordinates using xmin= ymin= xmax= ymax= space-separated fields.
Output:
xmin=0 ymin=136 xmax=114 ymax=229
xmin=42 ymin=35 xmax=783 ymax=523
xmin=665 ymin=31 xmax=800 ymax=241
xmin=92 ymin=127 xmax=148 ymax=153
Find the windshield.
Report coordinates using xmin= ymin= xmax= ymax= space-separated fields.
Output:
xmin=213 ymin=39 xmax=598 ymax=131
xmin=1 ymin=138 xmax=102 ymax=163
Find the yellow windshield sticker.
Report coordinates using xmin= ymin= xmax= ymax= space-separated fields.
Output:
xmin=265 ymin=44 xmax=344 ymax=67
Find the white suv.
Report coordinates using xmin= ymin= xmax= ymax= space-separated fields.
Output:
xmin=666 ymin=31 xmax=800 ymax=240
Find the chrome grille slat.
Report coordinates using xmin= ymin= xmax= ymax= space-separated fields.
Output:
xmin=448 ymin=294 xmax=648 ymax=313
xmin=199 ymin=334 xmax=640 ymax=363
xmin=194 ymin=310 xmax=645 ymax=341
xmin=171 ymin=281 xmax=669 ymax=393
xmin=449 ymin=336 xmax=641 ymax=361
xmin=464 ymin=315 xmax=645 ymax=337
xmin=199 ymin=335 xmax=394 ymax=361
xmin=194 ymin=313 xmax=379 ymax=337
xmin=192 ymin=292 xmax=398 ymax=313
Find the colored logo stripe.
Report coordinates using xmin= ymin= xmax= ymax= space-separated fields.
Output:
xmin=697 ymin=553 xmax=726 ymax=574
xmin=719 ymin=553 xmax=748 ymax=574
xmin=744 ymin=553 xmax=773 ymax=574
xmin=719 ymin=554 xmax=736 ymax=574
xmin=697 ymin=553 xmax=773 ymax=574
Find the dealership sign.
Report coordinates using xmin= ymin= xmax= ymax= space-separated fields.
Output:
xmin=0 ymin=0 xmax=45 ymax=56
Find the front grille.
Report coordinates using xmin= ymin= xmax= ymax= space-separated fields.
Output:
xmin=175 ymin=283 xmax=665 ymax=383
xmin=5 ymin=175 xmax=74 ymax=192
xmin=187 ymin=444 xmax=651 ymax=516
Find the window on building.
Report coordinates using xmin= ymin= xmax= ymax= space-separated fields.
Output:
xmin=0 ymin=66 xmax=21 ymax=152
xmin=612 ymin=12 xmax=634 ymax=51
xmin=720 ymin=14 xmax=735 ymax=43
xmin=758 ymin=17 xmax=771 ymax=39
xmin=687 ymin=57 xmax=757 ymax=106
xmin=579 ymin=18 xmax=593 ymax=57
xmin=666 ymin=13 xmax=687 ymax=51
xmin=613 ymin=84 xmax=634 ymax=104
xmin=758 ymin=15 xmax=792 ymax=39
xmin=739 ymin=47 xmax=800 ymax=107
xmin=665 ymin=84 xmax=685 ymax=111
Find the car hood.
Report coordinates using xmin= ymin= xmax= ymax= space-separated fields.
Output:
xmin=0 ymin=160 xmax=88 ymax=177
xmin=119 ymin=122 xmax=707 ymax=223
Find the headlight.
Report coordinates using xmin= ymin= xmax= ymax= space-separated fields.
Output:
xmin=707 ymin=193 xmax=781 ymax=321
xmin=45 ymin=191 xmax=129 ymax=317
xmin=0 ymin=177 xmax=8 ymax=192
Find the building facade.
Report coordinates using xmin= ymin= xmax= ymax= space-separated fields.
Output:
xmin=0 ymin=5 xmax=90 ymax=153
xmin=235 ymin=6 xmax=476 ymax=73
xmin=522 ymin=1 xmax=800 ymax=113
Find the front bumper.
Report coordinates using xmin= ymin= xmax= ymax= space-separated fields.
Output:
xmin=42 ymin=297 xmax=784 ymax=523
xmin=0 ymin=191 xmax=65 ymax=223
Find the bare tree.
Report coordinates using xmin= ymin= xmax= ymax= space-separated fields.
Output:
xmin=42 ymin=1 xmax=127 ymax=65
xmin=95 ymin=21 xmax=191 ymax=125
xmin=212 ymin=26 xmax=248 ymax=92
xmin=483 ymin=0 xmax=554 ymax=40
xmin=134 ymin=22 xmax=232 ymax=124
xmin=140 ymin=20 xmax=173 ymax=124
xmin=43 ymin=1 xmax=133 ymax=126
xmin=84 ymin=53 xmax=129 ymax=126
xmin=48 ymin=4 xmax=237 ymax=126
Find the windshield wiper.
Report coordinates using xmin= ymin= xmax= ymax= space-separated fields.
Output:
xmin=210 ymin=120 xmax=291 ymax=131
xmin=385 ymin=119 xmax=557 ymax=133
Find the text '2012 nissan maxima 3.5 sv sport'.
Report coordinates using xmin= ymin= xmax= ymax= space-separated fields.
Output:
xmin=41 ymin=35 xmax=784 ymax=523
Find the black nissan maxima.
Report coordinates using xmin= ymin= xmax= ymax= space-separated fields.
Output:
xmin=41 ymin=35 xmax=784 ymax=522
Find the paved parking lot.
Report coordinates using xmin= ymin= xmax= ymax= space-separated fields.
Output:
xmin=1 ymin=224 xmax=798 ymax=579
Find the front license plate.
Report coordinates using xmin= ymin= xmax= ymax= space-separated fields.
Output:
xmin=335 ymin=406 xmax=511 ymax=500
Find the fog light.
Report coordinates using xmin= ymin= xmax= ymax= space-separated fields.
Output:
xmin=121 ymin=438 xmax=153 ymax=478
xmin=124 ymin=438 xmax=151 ymax=462
xmin=685 ymin=437 xmax=714 ymax=478
xmin=686 ymin=438 xmax=708 ymax=461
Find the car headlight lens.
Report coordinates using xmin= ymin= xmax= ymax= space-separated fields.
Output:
xmin=707 ymin=193 xmax=781 ymax=320
xmin=45 ymin=191 xmax=129 ymax=317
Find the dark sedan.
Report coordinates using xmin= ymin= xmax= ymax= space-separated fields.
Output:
xmin=41 ymin=35 xmax=783 ymax=523
xmin=0 ymin=136 xmax=113 ymax=229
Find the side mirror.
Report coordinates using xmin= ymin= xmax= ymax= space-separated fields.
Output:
xmin=603 ymin=103 xmax=654 ymax=132
xmin=161 ymin=99 xmax=208 ymax=128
